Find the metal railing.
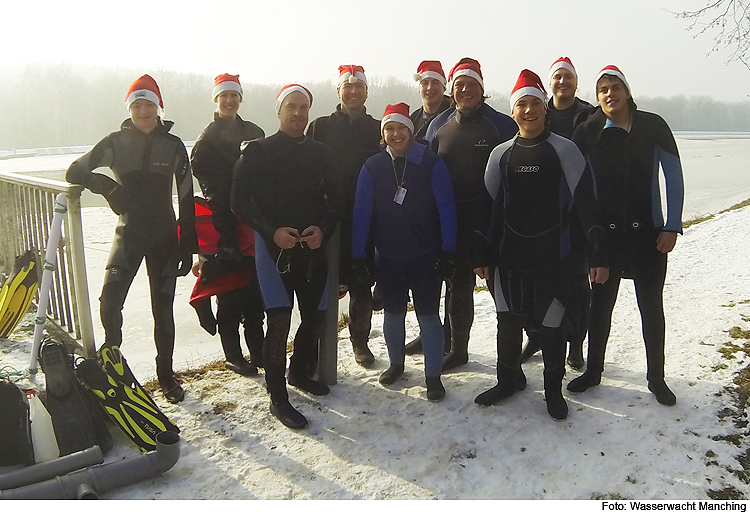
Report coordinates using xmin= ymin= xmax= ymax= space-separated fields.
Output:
xmin=0 ymin=171 xmax=95 ymax=358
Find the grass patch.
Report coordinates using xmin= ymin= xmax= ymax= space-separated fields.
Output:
xmin=708 ymin=322 xmax=750 ymax=497
xmin=683 ymin=198 xmax=750 ymax=229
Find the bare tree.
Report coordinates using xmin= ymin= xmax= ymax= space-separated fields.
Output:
xmin=672 ymin=1 xmax=750 ymax=69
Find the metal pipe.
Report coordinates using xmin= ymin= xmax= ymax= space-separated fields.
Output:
xmin=0 ymin=446 xmax=103 ymax=491
xmin=0 ymin=431 xmax=180 ymax=500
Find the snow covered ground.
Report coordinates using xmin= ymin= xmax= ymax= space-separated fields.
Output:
xmin=1 ymin=202 xmax=750 ymax=507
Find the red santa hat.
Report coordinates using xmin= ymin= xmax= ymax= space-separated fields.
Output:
xmin=275 ymin=84 xmax=313 ymax=114
xmin=381 ymin=103 xmax=414 ymax=135
xmin=337 ymin=65 xmax=367 ymax=88
xmin=212 ymin=73 xmax=243 ymax=101
xmin=448 ymin=58 xmax=484 ymax=91
xmin=125 ymin=74 xmax=163 ymax=110
xmin=595 ymin=65 xmax=631 ymax=95
xmin=548 ymin=57 xmax=577 ymax=83
xmin=413 ymin=60 xmax=447 ymax=87
xmin=509 ymin=69 xmax=547 ymax=111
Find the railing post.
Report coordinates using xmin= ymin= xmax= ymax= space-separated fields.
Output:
xmin=66 ymin=187 xmax=96 ymax=358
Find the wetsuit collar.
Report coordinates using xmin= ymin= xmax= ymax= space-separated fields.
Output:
xmin=516 ymin=128 xmax=551 ymax=146
xmin=455 ymin=103 xmax=483 ymax=123
xmin=386 ymin=141 xmax=427 ymax=165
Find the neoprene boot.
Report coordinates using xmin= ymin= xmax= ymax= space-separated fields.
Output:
xmin=156 ymin=357 xmax=184 ymax=404
xmin=543 ymin=366 xmax=568 ymax=420
xmin=224 ymin=348 xmax=258 ymax=377
xmin=288 ymin=313 xmax=330 ymax=396
xmin=404 ymin=335 xmax=423 ymax=355
xmin=474 ymin=313 xmax=525 ymax=406
xmin=647 ymin=378 xmax=676 ymax=406
xmin=426 ymin=376 xmax=446 ymax=401
xmin=520 ymin=331 xmax=542 ymax=363
xmin=269 ymin=387 xmax=308 ymax=429
xmin=351 ymin=334 xmax=375 ymax=367
xmin=379 ymin=364 xmax=405 ymax=386
xmin=567 ymin=340 xmax=585 ymax=370
xmin=441 ymin=331 xmax=469 ymax=372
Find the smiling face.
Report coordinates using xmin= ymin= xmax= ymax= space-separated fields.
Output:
xmin=596 ymin=75 xmax=630 ymax=118
xmin=550 ymin=68 xmax=577 ymax=103
xmin=419 ymin=78 xmax=445 ymax=110
xmin=383 ymin=121 xmax=413 ymax=157
xmin=278 ymin=91 xmax=310 ymax=137
xmin=216 ymin=90 xmax=241 ymax=120
xmin=452 ymin=76 xmax=483 ymax=112
xmin=511 ymin=95 xmax=546 ymax=138
xmin=129 ymin=99 xmax=159 ymax=134
xmin=337 ymin=79 xmax=367 ymax=113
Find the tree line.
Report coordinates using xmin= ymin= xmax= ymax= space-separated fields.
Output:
xmin=2 ymin=62 xmax=750 ymax=151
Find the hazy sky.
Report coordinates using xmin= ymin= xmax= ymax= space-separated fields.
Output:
xmin=3 ymin=0 xmax=748 ymax=102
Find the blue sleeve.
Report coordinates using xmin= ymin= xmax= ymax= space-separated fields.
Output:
xmin=351 ymin=165 xmax=375 ymax=259
xmin=430 ymin=158 xmax=457 ymax=253
xmin=657 ymin=145 xmax=685 ymax=233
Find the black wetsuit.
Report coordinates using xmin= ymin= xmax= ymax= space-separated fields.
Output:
xmin=191 ymin=113 xmax=266 ymax=363
xmin=66 ymin=118 xmax=196 ymax=379
xmin=424 ymin=102 xmax=517 ymax=354
xmin=547 ymin=97 xmax=594 ymax=140
xmin=410 ymin=96 xmax=452 ymax=142
xmin=306 ymin=105 xmax=381 ymax=349
xmin=232 ymin=131 xmax=338 ymax=401
xmin=573 ymin=104 xmax=684 ymax=382
xmin=474 ymin=129 xmax=604 ymax=390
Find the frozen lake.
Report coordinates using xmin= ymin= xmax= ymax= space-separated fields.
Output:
xmin=1 ymin=132 xmax=748 ymax=219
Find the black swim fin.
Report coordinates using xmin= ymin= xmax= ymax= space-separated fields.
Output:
xmin=39 ymin=339 xmax=113 ymax=456
xmin=0 ymin=250 xmax=40 ymax=338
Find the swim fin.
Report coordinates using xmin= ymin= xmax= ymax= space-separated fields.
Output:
xmin=39 ymin=339 xmax=113 ymax=456
xmin=0 ymin=250 xmax=40 ymax=338
xmin=76 ymin=350 xmax=179 ymax=453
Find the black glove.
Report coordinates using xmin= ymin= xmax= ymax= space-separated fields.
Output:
xmin=350 ymin=258 xmax=374 ymax=287
xmin=435 ymin=251 xmax=457 ymax=281
xmin=175 ymin=252 xmax=192 ymax=277
xmin=88 ymin=173 xmax=129 ymax=215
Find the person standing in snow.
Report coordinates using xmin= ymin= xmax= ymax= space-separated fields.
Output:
xmin=66 ymin=74 xmax=197 ymax=403
xmin=472 ymin=70 xmax=608 ymax=420
xmin=351 ymin=103 xmax=457 ymax=401
xmin=403 ymin=60 xmax=453 ymax=357
xmin=567 ymin=65 xmax=684 ymax=406
xmin=410 ymin=61 xmax=453 ymax=142
xmin=232 ymin=84 xmax=339 ymax=429
xmin=424 ymin=57 xmax=518 ymax=372
xmin=189 ymin=73 xmax=265 ymax=377
xmin=306 ymin=65 xmax=382 ymax=369
xmin=521 ymin=57 xmax=596 ymax=370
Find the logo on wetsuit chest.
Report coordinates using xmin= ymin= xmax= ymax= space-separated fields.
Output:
xmin=474 ymin=139 xmax=489 ymax=148
xmin=514 ymin=165 xmax=540 ymax=173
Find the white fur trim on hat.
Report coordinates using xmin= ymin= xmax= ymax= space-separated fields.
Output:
xmin=595 ymin=66 xmax=631 ymax=96
xmin=275 ymin=85 xmax=312 ymax=114
xmin=212 ymin=81 xmax=243 ymax=100
xmin=414 ymin=71 xmax=447 ymax=87
xmin=549 ymin=60 xmax=577 ymax=83
xmin=338 ymin=71 xmax=367 ymax=87
xmin=449 ymin=69 xmax=484 ymax=91
xmin=125 ymin=89 xmax=161 ymax=110
xmin=509 ymin=87 xmax=547 ymax=111
xmin=381 ymin=113 xmax=414 ymax=134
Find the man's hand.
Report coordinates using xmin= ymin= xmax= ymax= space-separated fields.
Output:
xmin=474 ymin=267 xmax=490 ymax=280
xmin=273 ymin=227 xmax=300 ymax=249
xmin=589 ymin=267 xmax=609 ymax=284
xmin=656 ymin=231 xmax=678 ymax=253
xmin=300 ymin=226 xmax=323 ymax=249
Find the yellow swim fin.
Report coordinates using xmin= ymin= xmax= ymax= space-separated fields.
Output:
xmin=0 ymin=250 xmax=40 ymax=338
